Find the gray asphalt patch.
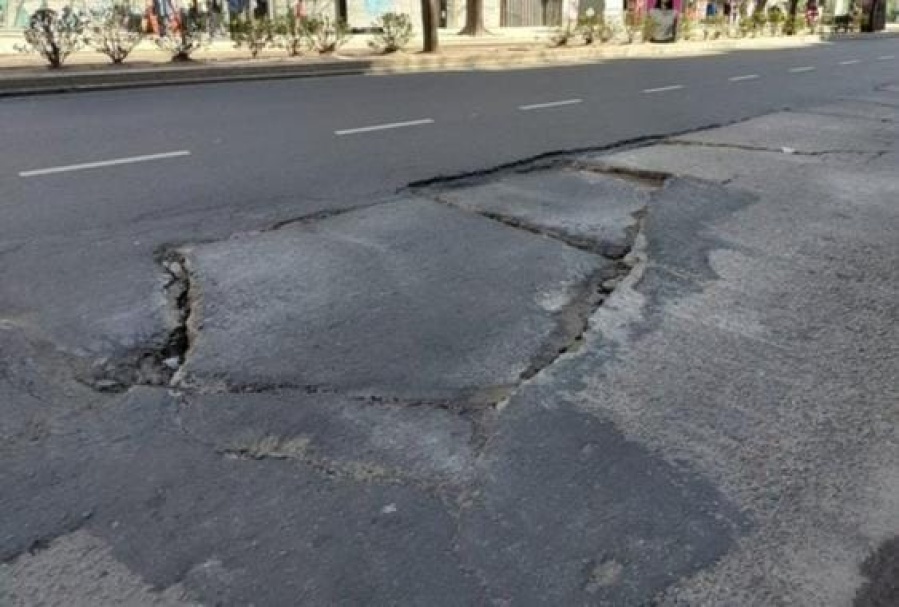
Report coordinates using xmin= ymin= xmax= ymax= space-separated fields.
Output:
xmin=180 ymin=391 xmax=477 ymax=487
xmin=177 ymin=198 xmax=613 ymax=401
xmin=670 ymin=111 xmax=897 ymax=154
xmin=435 ymin=169 xmax=650 ymax=258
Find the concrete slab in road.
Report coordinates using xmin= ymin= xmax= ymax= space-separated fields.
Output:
xmin=671 ymin=111 xmax=898 ymax=154
xmin=179 ymin=198 xmax=614 ymax=401
xmin=588 ymin=144 xmax=817 ymax=183
xmin=436 ymin=169 xmax=651 ymax=258
xmin=804 ymin=99 xmax=899 ymax=123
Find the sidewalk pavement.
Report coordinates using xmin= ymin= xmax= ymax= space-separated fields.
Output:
xmin=2 ymin=85 xmax=899 ymax=605
xmin=1 ymin=27 xmax=897 ymax=96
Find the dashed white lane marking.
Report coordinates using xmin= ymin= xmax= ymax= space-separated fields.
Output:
xmin=789 ymin=66 xmax=816 ymax=73
xmin=642 ymin=85 xmax=685 ymax=94
xmin=518 ymin=98 xmax=583 ymax=111
xmin=334 ymin=118 xmax=434 ymax=136
xmin=877 ymin=55 xmax=895 ymax=60
xmin=729 ymin=74 xmax=760 ymax=82
xmin=19 ymin=150 xmax=191 ymax=177
xmin=839 ymin=59 xmax=861 ymax=65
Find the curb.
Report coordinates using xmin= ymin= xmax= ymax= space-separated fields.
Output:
xmin=1 ymin=31 xmax=896 ymax=97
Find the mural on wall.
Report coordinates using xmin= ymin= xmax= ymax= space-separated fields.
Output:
xmin=14 ymin=0 xmax=42 ymax=26
xmin=362 ymin=0 xmax=389 ymax=20
xmin=344 ymin=0 xmax=393 ymax=27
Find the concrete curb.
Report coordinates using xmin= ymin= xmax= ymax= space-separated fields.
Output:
xmin=1 ymin=30 xmax=896 ymax=97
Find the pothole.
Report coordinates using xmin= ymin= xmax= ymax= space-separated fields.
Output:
xmin=81 ymin=252 xmax=192 ymax=393
xmin=167 ymin=197 xmax=623 ymax=404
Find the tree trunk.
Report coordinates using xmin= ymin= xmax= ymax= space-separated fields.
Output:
xmin=786 ymin=0 xmax=799 ymax=32
xmin=459 ymin=0 xmax=488 ymax=35
xmin=422 ymin=0 xmax=439 ymax=51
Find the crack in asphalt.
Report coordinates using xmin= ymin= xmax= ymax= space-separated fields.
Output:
xmin=661 ymin=138 xmax=890 ymax=158
xmin=432 ymin=191 xmax=639 ymax=259
xmin=167 ymin=394 xmax=461 ymax=502
xmin=402 ymin=134 xmax=677 ymax=192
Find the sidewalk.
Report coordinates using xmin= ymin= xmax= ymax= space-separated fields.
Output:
xmin=1 ymin=26 xmax=897 ymax=96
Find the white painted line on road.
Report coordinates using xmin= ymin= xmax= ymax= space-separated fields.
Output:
xmin=518 ymin=98 xmax=583 ymax=111
xmin=729 ymin=74 xmax=760 ymax=82
xmin=877 ymin=55 xmax=895 ymax=60
xmin=838 ymin=59 xmax=861 ymax=65
xmin=19 ymin=150 xmax=191 ymax=178
xmin=789 ymin=66 xmax=816 ymax=73
xmin=334 ymin=118 xmax=434 ymax=136
xmin=642 ymin=85 xmax=685 ymax=94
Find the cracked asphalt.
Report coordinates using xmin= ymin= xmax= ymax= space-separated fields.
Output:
xmin=2 ymin=39 xmax=899 ymax=607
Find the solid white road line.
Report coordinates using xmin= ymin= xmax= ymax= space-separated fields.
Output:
xmin=877 ymin=55 xmax=895 ymax=60
xmin=839 ymin=59 xmax=861 ymax=65
xmin=729 ymin=74 xmax=760 ymax=82
xmin=19 ymin=150 xmax=191 ymax=178
xmin=518 ymin=98 xmax=583 ymax=111
xmin=642 ymin=85 xmax=685 ymax=94
xmin=789 ymin=66 xmax=816 ymax=73
xmin=334 ymin=118 xmax=434 ymax=136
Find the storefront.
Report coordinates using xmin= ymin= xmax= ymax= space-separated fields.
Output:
xmin=1 ymin=0 xmax=624 ymax=31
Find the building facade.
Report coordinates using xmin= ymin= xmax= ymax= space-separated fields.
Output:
xmin=3 ymin=0 xmax=892 ymax=32
xmin=0 ymin=0 xmax=624 ymax=30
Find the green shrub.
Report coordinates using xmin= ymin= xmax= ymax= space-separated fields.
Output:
xmin=551 ymin=22 xmax=578 ymax=46
xmin=767 ymin=6 xmax=784 ymax=34
xmin=18 ymin=7 xmax=88 ymax=68
xmin=623 ymin=9 xmax=643 ymax=43
xmin=156 ymin=9 xmax=210 ymax=61
xmin=231 ymin=15 xmax=273 ymax=58
xmin=274 ymin=12 xmax=306 ymax=56
xmin=642 ymin=12 xmax=656 ymax=41
xmin=700 ymin=14 xmax=727 ymax=38
xmin=750 ymin=10 xmax=767 ymax=35
xmin=302 ymin=15 xmax=349 ymax=53
xmin=368 ymin=12 xmax=413 ymax=53
xmin=578 ymin=9 xmax=614 ymax=44
xmin=89 ymin=4 xmax=143 ymax=64
xmin=678 ymin=15 xmax=695 ymax=40
xmin=782 ymin=13 xmax=804 ymax=34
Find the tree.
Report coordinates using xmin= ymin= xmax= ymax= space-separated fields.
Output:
xmin=421 ymin=0 xmax=439 ymax=51
xmin=785 ymin=0 xmax=799 ymax=33
xmin=459 ymin=0 xmax=488 ymax=35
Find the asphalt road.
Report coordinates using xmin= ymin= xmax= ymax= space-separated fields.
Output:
xmin=2 ymin=37 xmax=899 ymax=607
xmin=1 ymin=37 xmax=898 ymax=242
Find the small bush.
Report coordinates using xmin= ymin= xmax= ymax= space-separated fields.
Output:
xmin=750 ymin=11 xmax=767 ymax=36
xmin=642 ymin=12 xmax=657 ymax=41
xmin=156 ymin=9 xmax=210 ymax=61
xmin=578 ymin=9 xmax=614 ymax=44
xmin=792 ymin=14 xmax=807 ymax=33
xmin=623 ymin=9 xmax=643 ymax=43
xmin=678 ymin=15 xmax=696 ymax=40
xmin=19 ymin=7 xmax=89 ymax=68
xmin=701 ymin=14 xmax=727 ymax=39
xmin=231 ymin=15 xmax=273 ymax=58
xmin=551 ymin=23 xmax=578 ymax=46
xmin=90 ymin=4 xmax=143 ymax=64
xmin=368 ymin=12 xmax=413 ymax=53
xmin=302 ymin=15 xmax=349 ymax=53
xmin=767 ymin=6 xmax=784 ymax=34
xmin=274 ymin=12 xmax=306 ymax=56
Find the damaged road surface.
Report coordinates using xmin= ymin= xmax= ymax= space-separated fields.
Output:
xmin=4 ymin=87 xmax=899 ymax=606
